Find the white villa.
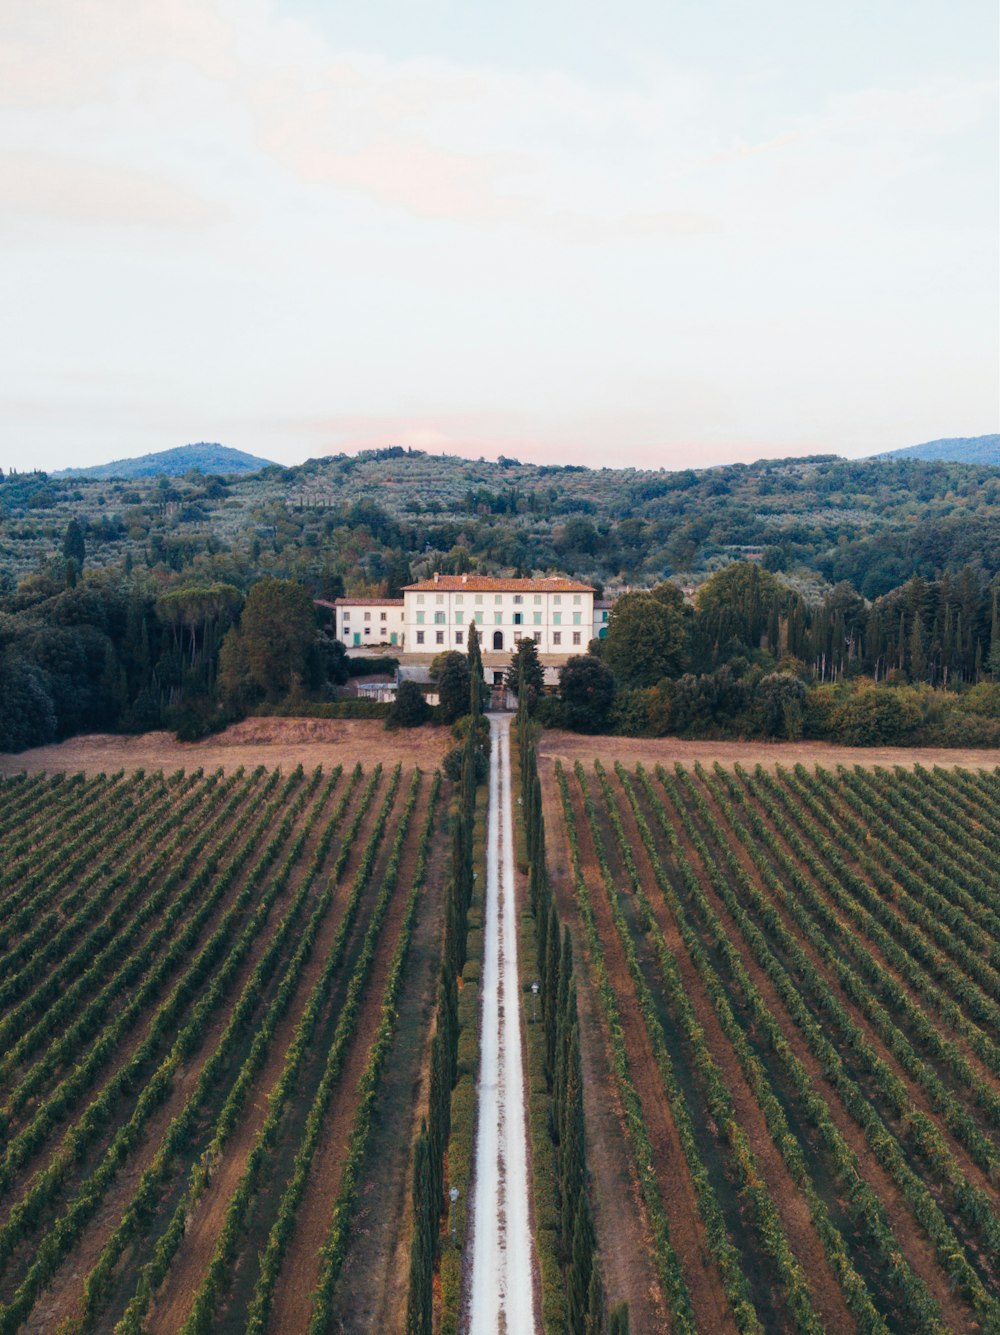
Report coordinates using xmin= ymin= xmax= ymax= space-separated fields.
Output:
xmin=324 ymin=597 xmax=406 ymax=649
xmin=323 ymin=574 xmax=610 ymax=675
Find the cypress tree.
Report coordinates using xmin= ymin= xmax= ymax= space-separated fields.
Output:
xmin=910 ymin=611 xmax=927 ymax=682
xmin=584 ymin=1256 xmax=605 ymax=1334
xmin=567 ymin=1193 xmax=595 ymax=1332
xmin=544 ymin=905 xmax=561 ymax=1079
xmin=559 ymin=1019 xmax=585 ymax=1242
xmin=608 ymin=1301 xmax=631 ymax=1334
xmin=405 ymin=1126 xmax=433 ymax=1335
xmin=467 ymin=620 xmax=482 ymax=716
xmin=989 ymin=589 xmax=1000 ymax=681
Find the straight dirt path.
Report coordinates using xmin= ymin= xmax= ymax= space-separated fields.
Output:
xmin=468 ymin=713 xmax=537 ymax=1335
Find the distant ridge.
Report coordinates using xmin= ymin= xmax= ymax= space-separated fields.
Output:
xmin=873 ymin=434 xmax=1000 ymax=466
xmin=55 ymin=443 xmax=279 ymax=480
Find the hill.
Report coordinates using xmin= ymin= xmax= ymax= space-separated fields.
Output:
xmin=5 ymin=444 xmax=1000 ymax=602
xmin=55 ymin=443 xmax=278 ymax=480
xmin=873 ymin=434 xmax=1000 ymax=466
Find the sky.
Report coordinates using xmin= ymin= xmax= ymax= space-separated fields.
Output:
xmin=1 ymin=0 xmax=997 ymax=474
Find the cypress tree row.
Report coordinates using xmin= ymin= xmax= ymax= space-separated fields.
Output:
xmin=515 ymin=675 xmax=618 ymax=1332
xmin=405 ymin=622 xmax=485 ymax=1332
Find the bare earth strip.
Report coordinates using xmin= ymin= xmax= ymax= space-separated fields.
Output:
xmin=540 ymin=731 xmax=1000 ymax=772
xmin=0 ymin=719 xmax=450 ymax=776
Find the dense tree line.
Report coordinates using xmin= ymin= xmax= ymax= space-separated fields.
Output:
xmin=547 ymin=563 xmax=1000 ymax=746
xmin=0 ymin=529 xmax=349 ymax=750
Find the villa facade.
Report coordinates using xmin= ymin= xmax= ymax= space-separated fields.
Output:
xmin=402 ymin=574 xmax=595 ymax=655
xmin=325 ymin=574 xmax=607 ymax=658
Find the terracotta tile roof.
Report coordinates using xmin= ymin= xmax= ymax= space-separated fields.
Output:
xmin=404 ymin=575 xmax=595 ymax=593
xmin=594 ymin=599 xmax=614 ymax=608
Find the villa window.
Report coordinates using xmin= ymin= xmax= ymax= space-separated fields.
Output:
xmin=533 ymin=631 xmax=541 ymax=644
xmin=455 ymin=611 xmax=464 ymax=625
xmin=495 ymin=612 xmax=502 ymax=625
xmin=553 ymin=612 xmax=562 ymax=626
xmin=434 ymin=612 xmax=445 ymax=625
xmin=416 ymin=631 xmax=425 ymax=644
xmin=436 ymin=593 xmax=444 ymax=604
xmin=553 ymin=631 xmax=562 ymax=646
xmin=416 ymin=594 xmax=425 ymax=603
xmin=572 ymin=632 xmax=581 ymax=645
xmin=456 ymin=630 xmax=464 ymax=644
xmin=513 ymin=594 xmax=523 ymax=604
xmin=475 ymin=611 xmax=484 ymax=625
xmin=533 ymin=612 xmax=541 ymax=625
xmin=436 ymin=631 xmax=444 ymax=644
xmin=416 ymin=611 xmax=425 ymax=625
xmin=573 ymin=612 xmax=581 ymax=625
xmin=573 ymin=594 xmax=581 ymax=605
xmin=364 ymin=612 xmax=371 ymax=621
xmin=513 ymin=612 xmax=522 ymax=625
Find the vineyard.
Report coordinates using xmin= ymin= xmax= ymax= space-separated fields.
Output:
xmin=0 ymin=761 xmax=446 ymax=1334
xmin=548 ymin=757 xmax=1000 ymax=1335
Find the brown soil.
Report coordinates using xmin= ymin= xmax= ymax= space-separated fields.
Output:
xmin=334 ymin=805 xmax=448 ymax=1332
xmin=0 ymin=718 xmax=451 ymax=777
xmin=604 ymin=765 xmax=857 ymax=1333
xmin=540 ymin=768 xmax=670 ymax=1333
xmin=0 ymin=772 xmax=127 ymax=897
xmin=0 ymin=771 xmax=221 ymax=1065
xmin=143 ymin=774 xmax=408 ymax=1334
xmin=263 ymin=780 xmax=434 ymax=1333
xmin=652 ymin=772 xmax=977 ymax=1332
xmin=751 ymin=769 xmax=1000 ymax=1106
xmin=1 ymin=772 xmax=271 ymax=1160
xmin=539 ymin=730 xmax=1000 ymax=773
xmin=18 ymin=778 xmax=343 ymax=1332
xmin=558 ymin=770 xmax=740 ymax=1335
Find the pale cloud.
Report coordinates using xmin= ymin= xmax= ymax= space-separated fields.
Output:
xmin=0 ymin=150 xmax=220 ymax=229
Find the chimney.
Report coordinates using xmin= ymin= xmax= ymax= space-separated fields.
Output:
xmin=434 ymin=572 xmax=439 ymax=584
xmin=461 ymin=573 xmax=468 ymax=584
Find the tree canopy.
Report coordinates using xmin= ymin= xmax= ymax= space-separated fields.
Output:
xmin=238 ymin=578 xmax=315 ymax=696
xmin=601 ymin=590 xmax=687 ymax=687
xmin=559 ymin=654 xmax=615 ymax=733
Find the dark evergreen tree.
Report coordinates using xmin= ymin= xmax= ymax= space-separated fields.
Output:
xmin=433 ymin=651 xmax=471 ymax=723
xmin=62 ymin=518 xmax=85 ymax=568
xmin=506 ymin=636 xmax=545 ymax=703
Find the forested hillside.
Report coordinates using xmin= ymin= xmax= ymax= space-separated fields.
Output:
xmin=874 ymin=434 xmax=1000 ymax=466
xmin=2 ymin=446 xmax=1000 ymax=752
xmin=6 ymin=447 xmax=1000 ymax=596
xmin=53 ymin=443 xmax=276 ymax=480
